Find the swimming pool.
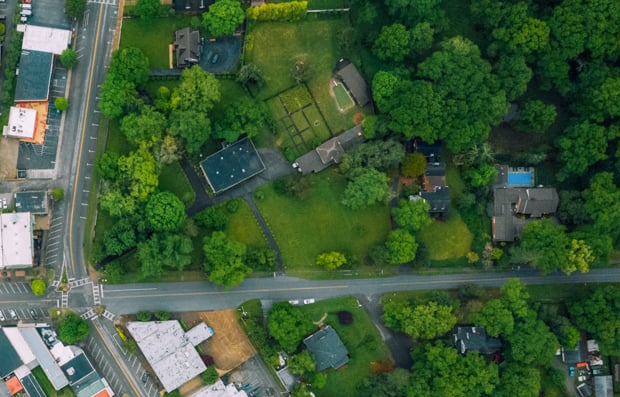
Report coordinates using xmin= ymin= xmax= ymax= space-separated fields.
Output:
xmin=507 ymin=172 xmax=533 ymax=186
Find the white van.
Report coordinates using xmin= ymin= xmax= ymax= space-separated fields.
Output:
xmin=22 ymin=3 xmax=31 ymax=9
xmin=20 ymin=9 xmax=32 ymax=16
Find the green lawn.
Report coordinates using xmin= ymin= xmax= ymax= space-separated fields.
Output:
xmin=254 ymin=170 xmax=390 ymax=273
xmin=226 ymin=200 xmax=269 ymax=249
xmin=32 ymin=367 xmax=76 ymax=397
xmin=159 ymin=161 xmax=195 ymax=207
xmin=298 ymin=297 xmax=392 ymax=397
xmin=418 ymin=210 xmax=473 ymax=261
xmin=247 ymin=18 xmax=361 ymax=134
xmin=120 ymin=15 xmax=194 ymax=69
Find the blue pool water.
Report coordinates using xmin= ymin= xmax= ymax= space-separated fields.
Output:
xmin=508 ymin=172 xmax=533 ymax=185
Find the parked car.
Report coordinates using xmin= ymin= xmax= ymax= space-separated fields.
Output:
xmin=303 ymin=298 xmax=315 ymax=304
xmin=288 ymin=300 xmax=299 ymax=305
xmin=569 ymin=366 xmax=575 ymax=377
xmin=8 ymin=309 xmax=17 ymax=320
xmin=141 ymin=373 xmax=149 ymax=383
xmin=0 ymin=310 xmax=5 ymax=321
xmin=29 ymin=309 xmax=37 ymax=320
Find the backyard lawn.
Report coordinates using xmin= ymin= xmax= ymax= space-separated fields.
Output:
xmin=254 ymin=170 xmax=390 ymax=273
xmin=418 ymin=210 xmax=473 ymax=261
xmin=298 ymin=297 xmax=392 ymax=397
xmin=120 ymin=15 xmax=194 ymax=69
xmin=159 ymin=161 xmax=195 ymax=207
xmin=247 ymin=18 xmax=361 ymax=134
xmin=226 ymin=200 xmax=269 ymax=249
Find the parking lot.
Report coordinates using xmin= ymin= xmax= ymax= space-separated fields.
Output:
xmin=0 ymin=306 xmax=48 ymax=323
xmin=44 ymin=200 xmax=65 ymax=269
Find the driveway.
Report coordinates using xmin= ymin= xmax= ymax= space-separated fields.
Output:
xmin=199 ymin=35 xmax=241 ymax=74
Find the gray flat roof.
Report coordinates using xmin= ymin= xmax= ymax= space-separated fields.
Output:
xmin=15 ymin=191 xmax=48 ymax=214
xmin=200 ymin=138 xmax=265 ymax=193
xmin=15 ymin=50 xmax=54 ymax=102
xmin=19 ymin=373 xmax=46 ymax=397
xmin=20 ymin=328 xmax=69 ymax=390
xmin=61 ymin=353 xmax=95 ymax=386
xmin=0 ymin=331 xmax=22 ymax=377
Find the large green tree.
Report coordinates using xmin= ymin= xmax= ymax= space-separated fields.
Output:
xmin=383 ymin=229 xmax=418 ymax=265
xmin=514 ymin=100 xmax=556 ymax=133
xmin=383 ymin=300 xmax=456 ymax=339
xmin=202 ymin=0 xmax=245 ymax=37
xmin=391 ymin=199 xmax=431 ymax=233
xmin=373 ymin=23 xmax=411 ymax=62
xmin=138 ymin=233 xmax=193 ymax=277
xmin=145 ymin=192 xmax=186 ymax=232
xmin=493 ymin=364 xmax=541 ymax=397
xmin=120 ymin=106 xmax=167 ymax=148
xmin=203 ymin=231 xmax=250 ymax=288
xmin=58 ymin=312 xmax=90 ymax=344
xmin=168 ymin=110 xmax=212 ymax=155
xmin=558 ymin=121 xmax=610 ymax=178
xmin=341 ymin=168 xmax=389 ymax=210
xmin=268 ymin=302 xmax=313 ymax=352
xmin=316 ymin=251 xmax=347 ymax=270
xmin=60 ymin=48 xmax=78 ymax=69
xmin=213 ymin=97 xmax=272 ymax=142
xmin=340 ymin=139 xmax=405 ymax=174
xmin=173 ymin=66 xmax=221 ymax=113
xmin=135 ymin=0 xmax=161 ymax=21
xmin=103 ymin=218 xmax=137 ymax=256
xmin=570 ymin=286 xmax=620 ymax=355
xmin=65 ymin=0 xmax=87 ymax=18
xmin=384 ymin=0 xmax=444 ymax=27
xmin=582 ymin=172 xmax=620 ymax=244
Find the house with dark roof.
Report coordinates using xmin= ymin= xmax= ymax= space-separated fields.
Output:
xmin=594 ymin=376 xmax=613 ymax=397
xmin=453 ymin=326 xmax=501 ymax=355
xmin=412 ymin=161 xmax=450 ymax=214
xmin=0 ymin=331 xmax=22 ymax=378
xmin=514 ymin=188 xmax=559 ymax=217
xmin=174 ymin=27 xmax=201 ymax=68
xmin=294 ymin=125 xmax=365 ymax=174
xmin=334 ymin=59 xmax=370 ymax=107
xmin=303 ymin=326 xmax=349 ymax=371
xmin=14 ymin=50 xmax=54 ymax=102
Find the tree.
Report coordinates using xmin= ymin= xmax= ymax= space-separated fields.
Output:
xmin=493 ymin=364 xmax=541 ymax=397
xmin=410 ymin=342 xmax=499 ymax=397
xmin=203 ymin=231 xmax=250 ymax=288
xmin=173 ymin=66 xmax=221 ymax=113
xmin=392 ymin=199 xmax=431 ymax=233
xmin=493 ymin=54 xmax=532 ymax=102
xmin=138 ymin=233 xmax=193 ymax=278
xmin=463 ymin=162 xmax=498 ymax=188
xmin=135 ymin=0 xmax=161 ymax=21
xmin=292 ymin=55 xmax=313 ymax=84
xmin=246 ymin=247 xmax=277 ymax=271
xmin=168 ymin=110 xmax=212 ymax=155
xmin=268 ymin=302 xmax=313 ymax=352
xmin=516 ymin=220 xmax=593 ymax=275
xmin=108 ymin=47 xmax=150 ymax=88
xmin=287 ymin=350 xmax=315 ymax=375
xmin=316 ymin=251 xmax=347 ymax=270
xmin=57 ymin=312 xmax=90 ymax=344
xmin=31 ymin=279 xmax=46 ymax=296
xmin=373 ymin=23 xmax=411 ymax=62
xmin=236 ymin=63 xmax=266 ymax=89
xmin=383 ymin=229 xmax=418 ymax=265
xmin=570 ymin=286 xmax=620 ymax=355
xmin=506 ymin=312 xmax=559 ymax=365
xmin=371 ymin=70 xmax=403 ymax=113
xmin=116 ymin=148 xmax=159 ymax=202
xmin=383 ymin=301 xmax=456 ymax=339
xmin=104 ymin=218 xmax=137 ymax=256
xmin=473 ymin=299 xmax=514 ymax=337
xmin=340 ymin=139 xmax=405 ymax=174
xmin=202 ymin=0 xmax=245 ymax=37
xmin=65 ymin=0 xmax=87 ymax=18
xmin=120 ymin=106 xmax=167 ymax=148
xmin=384 ymin=0 xmax=444 ymax=26
xmin=52 ymin=188 xmax=65 ymax=201
xmin=357 ymin=368 xmax=410 ymax=397
xmin=194 ymin=205 xmax=229 ymax=231
xmin=145 ymin=192 xmax=186 ymax=233
xmin=558 ymin=121 xmax=610 ymax=178
xmin=60 ymin=48 xmax=78 ymax=68
xmin=99 ymin=78 xmax=139 ymax=119
xmin=514 ymin=100 xmax=557 ymax=133
xmin=122 ymin=338 xmax=138 ymax=354
xmin=155 ymin=135 xmax=182 ymax=166
xmin=136 ymin=311 xmax=152 ymax=321
xmin=576 ymin=76 xmax=620 ymax=123
xmin=200 ymin=366 xmax=219 ymax=384
xmin=54 ymin=97 xmax=68 ymax=112
xmin=582 ymin=173 xmax=620 ymax=244
xmin=341 ymin=168 xmax=389 ymax=210
xmin=410 ymin=22 xmax=434 ymax=54
xmin=214 ymin=97 xmax=272 ymax=142
xmin=401 ymin=153 xmax=426 ymax=178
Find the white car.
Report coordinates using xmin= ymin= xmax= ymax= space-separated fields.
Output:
xmin=288 ymin=300 xmax=299 ymax=305
xmin=303 ymin=298 xmax=315 ymax=305
xmin=8 ymin=309 xmax=18 ymax=320
xmin=0 ymin=310 xmax=5 ymax=321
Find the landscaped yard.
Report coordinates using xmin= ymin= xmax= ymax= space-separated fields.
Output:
xmin=226 ymin=200 xmax=269 ymax=249
xmin=247 ymin=18 xmax=362 ymax=134
xmin=159 ymin=161 xmax=195 ymax=207
xmin=32 ymin=367 xmax=75 ymax=397
xmin=120 ymin=15 xmax=194 ymax=69
xmin=254 ymin=170 xmax=390 ymax=275
xmin=298 ymin=296 xmax=392 ymax=397
xmin=418 ymin=210 xmax=473 ymax=261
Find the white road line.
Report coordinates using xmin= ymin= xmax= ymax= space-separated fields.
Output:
xmin=8 ymin=284 xmax=15 ymax=293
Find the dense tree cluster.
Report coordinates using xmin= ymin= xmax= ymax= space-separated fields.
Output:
xmin=202 ymin=0 xmax=245 ymax=37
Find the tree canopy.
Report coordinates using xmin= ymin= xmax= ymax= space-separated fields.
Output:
xmin=383 ymin=300 xmax=456 ymax=339
xmin=391 ymin=199 xmax=431 ymax=233
xmin=58 ymin=312 xmax=90 ymax=344
xmin=341 ymin=168 xmax=390 ymax=210
xmin=202 ymin=0 xmax=245 ymax=37
xmin=268 ymin=302 xmax=313 ymax=352
xmin=316 ymin=251 xmax=347 ymax=270
xmin=203 ymin=231 xmax=250 ymax=288
xmin=65 ymin=0 xmax=87 ymax=18
xmin=145 ymin=192 xmax=186 ymax=232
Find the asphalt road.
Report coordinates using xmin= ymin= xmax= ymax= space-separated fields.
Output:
xmin=101 ymin=268 xmax=620 ymax=314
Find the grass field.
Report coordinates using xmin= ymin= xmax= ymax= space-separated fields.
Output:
xmin=159 ymin=161 xmax=195 ymax=207
xmin=254 ymin=170 xmax=390 ymax=272
xmin=418 ymin=210 xmax=473 ymax=261
xmin=247 ymin=19 xmax=360 ymax=134
xmin=120 ymin=15 xmax=194 ymax=69
xmin=226 ymin=199 xmax=269 ymax=249
xmin=298 ymin=297 xmax=392 ymax=397
xmin=32 ymin=367 xmax=76 ymax=397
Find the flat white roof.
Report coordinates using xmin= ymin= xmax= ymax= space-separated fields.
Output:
xmin=190 ymin=380 xmax=248 ymax=397
xmin=5 ymin=107 xmax=36 ymax=139
xmin=19 ymin=328 xmax=69 ymax=390
xmin=0 ymin=212 xmax=34 ymax=269
xmin=127 ymin=321 xmax=207 ymax=392
xmin=21 ymin=25 xmax=71 ymax=55
xmin=186 ymin=322 xmax=214 ymax=346
xmin=3 ymin=328 xmax=36 ymax=366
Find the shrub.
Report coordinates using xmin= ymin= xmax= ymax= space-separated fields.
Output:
xmin=55 ymin=97 xmax=68 ymax=111
xmin=52 ymin=188 xmax=65 ymax=201
xmin=338 ymin=310 xmax=353 ymax=325
xmin=31 ymin=279 xmax=46 ymax=296
xmin=136 ymin=311 xmax=152 ymax=321
xmin=226 ymin=198 xmax=241 ymax=213
xmin=155 ymin=310 xmax=170 ymax=321
xmin=246 ymin=1 xmax=307 ymax=21
xmin=200 ymin=366 xmax=219 ymax=384
xmin=60 ymin=48 xmax=78 ymax=68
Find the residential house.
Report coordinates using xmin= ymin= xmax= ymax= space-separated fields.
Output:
xmin=334 ymin=59 xmax=370 ymax=107
xmin=453 ymin=326 xmax=501 ymax=355
xmin=303 ymin=326 xmax=349 ymax=371
xmin=174 ymin=27 xmax=201 ymax=69
xmin=294 ymin=125 xmax=365 ymax=174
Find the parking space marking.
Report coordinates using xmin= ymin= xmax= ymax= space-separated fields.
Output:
xmin=7 ymin=284 xmax=15 ymax=293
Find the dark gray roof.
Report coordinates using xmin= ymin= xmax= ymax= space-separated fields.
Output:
xmin=594 ymin=376 xmax=613 ymax=397
xmin=453 ymin=326 xmax=501 ymax=355
xmin=414 ymin=140 xmax=441 ymax=161
xmin=295 ymin=125 xmax=365 ymax=175
xmin=15 ymin=50 xmax=54 ymax=102
xmin=420 ymin=186 xmax=450 ymax=213
xmin=61 ymin=353 xmax=95 ymax=386
xmin=175 ymin=27 xmax=201 ymax=68
xmin=200 ymin=138 xmax=265 ymax=193
xmin=335 ymin=59 xmax=370 ymax=106
xmin=303 ymin=326 xmax=349 ymax=371
xmin=19 ymin=374 xmax=46 ymax=397
xmin=15 ymin=191 xmax=48 ymax=214
xmin=424 ymin=162 xmax=446 ymax=177
xmin=492 ymin=215 xmax=515 ymax=242
xmin=515 ymin=188 xmax=559 ymax=217
xmin=0 ymin=331 xmax=22 ymax=377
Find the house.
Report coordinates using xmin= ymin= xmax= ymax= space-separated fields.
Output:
xmin=514 ymin=188 xmax=559 ymax=217
xmin=127 ymin=320 xmax=213 ymax=392
xmin=594 ymin=376 xmax=613 ymax=397
xmin=294 ymin=125 xmax=365 ymax=174
xmin=412 ymin=161 xmax=450 ymax=214
xmin=420 ymin=186 xmax=450 ymax=214
xmin=303 ymin=326 xmax=349 ymax=371
xmin=174 ymin=27 xmax=201 ymax=68
xmin=453 ymin=326 xmax=501 ymax=355
xmin=334 ymin=59 xmax=370 ymax=107
xmin=0 ymin=212 xmax=35 ymax=269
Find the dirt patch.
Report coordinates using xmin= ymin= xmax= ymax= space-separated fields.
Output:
xmin=178 ymin=377 xmax=204 ymax=397
xmin=189 ymin=309 xmax=257 ymax=374
xmin=0 ymin=138 xmax=19 ymax=180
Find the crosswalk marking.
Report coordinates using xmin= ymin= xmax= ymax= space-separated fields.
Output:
xmin=102 ymin=310 xmax=115 ymax=321
xmin=92 ymin=283 xmax=101 ymax=306
xmin=60 ymin=291 xmax=69 ymax=308
xmin=69 ymin=277 xmax=91 ymax=288
xmin=81 ymin=308 xmax=97 ymax=320
xmin=87 ymin=0 xmax=118 ymax=5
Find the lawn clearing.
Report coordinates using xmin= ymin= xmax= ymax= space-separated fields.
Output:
xmin=159 ymin=161 xmax=195 ymax=207
xmin=254 ymin=170 xmax=390 ymax=272
xmin=418 ymin=210 xmax=473 ymax=261
xmin=226 ymin=199 xmax=269 ymax=249
xmin=120 ymin=15 xmax=194 ymax=69
xmin=298 ymin=297 xmax=392 ymax=397
xmin=247 ymin=18 xmax=361 ymax=135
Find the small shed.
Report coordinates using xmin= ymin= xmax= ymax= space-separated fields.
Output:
xmin=303 ymin=326 xmax=349 ymax=371
xmin=334 ymin=59 xmax=370 ymax=107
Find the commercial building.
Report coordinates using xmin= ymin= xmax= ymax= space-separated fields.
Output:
xmin=0 ymin=212 xmax=35 ymax=269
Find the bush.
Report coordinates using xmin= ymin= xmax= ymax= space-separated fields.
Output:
xmin=338 ymin=310 xmax=353 ymax=325
xmin=31 ymin=279 xmax=46 ymax=296
xmin=246 ymin=1 xmax=307 ymax=21
xmin=194 ymin=205 xmax=229 ymax=231
xmin=226 ymin=198 xmax=241 ymax=213
xmin=52 ymin=188 xmax=65 ymax=201
xmin=136 ymin=311 xmax=152 ymax=322
xmin=54 ymin=97 xmax=68 ymax=111
xmin=60 ymin=48 xmax=78 ymax=68
xmin=58 ymin=312 xmax=90 ymax=344
xmin=155 ymin=310 xmax=170 ymax=321
xmin=200 ymin=366 xmax=219 ymax=385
